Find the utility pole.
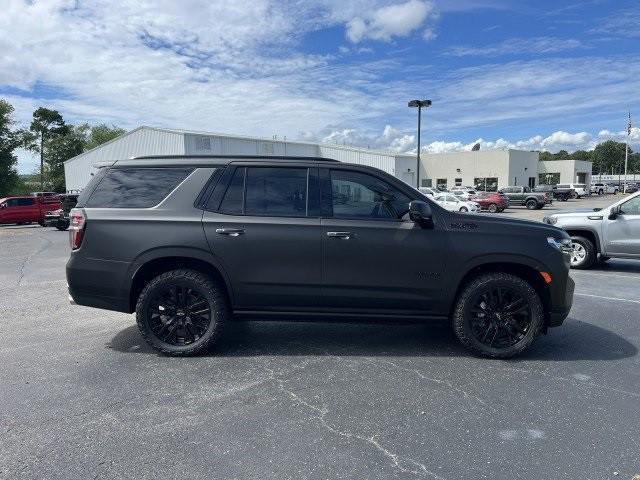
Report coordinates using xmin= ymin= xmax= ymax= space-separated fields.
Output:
xmin=408 ymin=99 xmax=432 ymax=188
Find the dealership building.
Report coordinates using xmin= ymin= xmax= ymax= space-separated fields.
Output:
xmin=64 ymin=126 xmax=592 ymax=192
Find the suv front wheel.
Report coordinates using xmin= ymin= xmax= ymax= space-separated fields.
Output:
xmin=136 ymin=269 xmax=228 ymax=356
xmin=452 ymin=273 xmax=544 ymax=358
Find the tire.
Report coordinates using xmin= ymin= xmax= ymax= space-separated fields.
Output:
xmin=598 ymin=189 xmax=603 ymax=195
xmin=487 ymin=203 xmax=498 ymax=213
xmin=38 ymin=221 xmax=45 ymax=227
xmin=535 ymin=204 xmax=544 ymax=209
xmin=571 ymin=191 xmax=578 ymax=199
xmin=561 ymin=195 xmax=568 ymax=202
xmin=136 ymin=269 xmax=228 ymax=356
xmin=452 ymin=273 xmax=544 ymax=359
xmin=459 ymin=207 xmax=468 ymax=212
xmin=569 ymin=236 xmax=596 ymax=269
xmin=525 ymin=199 xmax=537 ymax=210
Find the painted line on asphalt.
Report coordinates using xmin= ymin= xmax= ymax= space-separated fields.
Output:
xmin=571 ymin=272 xmax=640 ymax=280
xmin=575 ymin=293 xmax=640 ymax=304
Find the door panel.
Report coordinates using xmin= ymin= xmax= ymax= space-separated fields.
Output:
xmin=321 ymin=168 xmax=447 ymax=314
xmin=203 ymin=213 xmax=322 ymax=308
xmin=201 ymin=165 xmax=322 ymax=310
xmin=604 ymin=196 xmax=640 ymax=256
xmin=322 ymin=218 xmax=447 ymax=313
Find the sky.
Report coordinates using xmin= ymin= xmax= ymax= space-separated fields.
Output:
xmin=1 ymin=0 xmax=639 ymax=174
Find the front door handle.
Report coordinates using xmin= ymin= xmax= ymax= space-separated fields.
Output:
xmin=216 ymin=228 xmax=245 ymax=237
xmin=327 ymin=231 xmax=353 ymax=239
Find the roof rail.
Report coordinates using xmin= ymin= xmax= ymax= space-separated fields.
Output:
xmin=130 ymin=154 xmax=339 ymax=162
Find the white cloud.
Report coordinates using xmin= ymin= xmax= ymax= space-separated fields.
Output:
xmin=346 ymin=0 xmax=434 ymax=43
xmin=446 ymin=36 xmax=584 ymax=57
xmin=315 ymin=126 xmax=635 ymax=157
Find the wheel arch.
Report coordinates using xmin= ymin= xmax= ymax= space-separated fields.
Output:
xmin=127 ymin=248 xmax=233 ymax=313
xmin=564 ymin=228 xmax=601 ymax=253
xmin=451 ymin=260 xmax=552 ymax=325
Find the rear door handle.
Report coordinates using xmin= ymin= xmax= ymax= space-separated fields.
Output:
xmin=216 ymin=228 xmax=245 ymax=236
xmin=326 ymin=231 xmax=353 ymax=239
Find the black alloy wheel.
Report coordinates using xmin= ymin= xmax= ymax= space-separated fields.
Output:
xmin=147 ymin=285 xmax=211 ymax=346
xmin=452 ymin=273 xmax=544 ymax=358
xmin=136 ymin=269 xmax=227 ymax=356
xmin=466 ymin=286 xmax=531 ymax=350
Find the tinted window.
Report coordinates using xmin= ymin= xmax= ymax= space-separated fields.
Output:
xmin=330 ymin=170 xmax=410 ymax=219
xmin=6 ymin=199 xmax=19 ymax=207
xmin=85 ymin=167 xmax=193 ymax=208
xmin=245 ymin=167 xmax=307 ymax=217
xmin=17 ymin=198 xmax=35 ymax=206
xmin=219 ymin=167 xmax=245 ymax=215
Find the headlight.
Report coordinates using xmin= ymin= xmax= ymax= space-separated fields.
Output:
xmin=543 ymin=216 xmax=557 ymax=225
xmin=547 ymin=236 xmax=572 ymax=254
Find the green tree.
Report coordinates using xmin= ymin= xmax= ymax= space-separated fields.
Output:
xmin=538 ymin=151 xmax=553 ymax=161
xmin=29 ymin=107 xmax=67 ymax=190
xmin=593 ymin=140 xmax=627 ymax=175
xmin=0 ymin=99 xmax=24 ymax=196
xmin=569 ymin=150 xmax=593 ymax=161
xmin=85 ymin=124 xmax=125 ymax=150
xmin=44 ymin=125 xmax=88 ymax=192
xmin=554 ymin=150 xmax=569 ymax=159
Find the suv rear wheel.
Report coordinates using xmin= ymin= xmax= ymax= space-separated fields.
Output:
xmin=452 ymin=273 xmax=544 ymax=358
xmin=487 ymin=203 xmax=498 ymax=213
xmin=525 ymin=199 xmax=537 ymax=209
xmin=135 ymin=269 xmax=228 ymax=356
xmin=569 ymin=236 xmax=596 ymax=269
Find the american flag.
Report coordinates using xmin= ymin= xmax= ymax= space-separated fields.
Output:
xmin=628 ymin=111 xmax=632 ymax=136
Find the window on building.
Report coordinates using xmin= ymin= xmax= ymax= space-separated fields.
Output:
xmin=330 ymin=170 xmax=410 ymax=219
xmin=421 ymin=179 xmax=432 ymax=187
xmin=436 ymin=178 xmax=447 ymax=189
xmin=455 ymin=178 xmax=462 ymax=186
xmin=528 ymin=177 xmax=536 ymax=188
xmin=474 ymin=177 xmax=499 ymax=192
xmin=85 ymin=168 xmax=193 ymax=208
xmin=539 ymin=173 xmax=560 ymax=185
xmin=245 ymin=167 xmax=307 ymax=217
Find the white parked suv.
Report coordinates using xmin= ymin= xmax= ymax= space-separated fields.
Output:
xmin=434 ymin=194 xmax=479 ymax=213
xmin=590 ymin=183 xmax=618 ymax=195
xmin=543 ymin=191 xmax=640 ymax=268
xmin=556 ymin=183 xmax=588 ymax=198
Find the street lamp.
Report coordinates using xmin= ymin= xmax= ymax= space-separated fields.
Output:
xmin=408 ymin=99 xmax=432 ymax=188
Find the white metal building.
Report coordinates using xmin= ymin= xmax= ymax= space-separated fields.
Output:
xmin=538 ymin=160 xmax=593 ymax=187
xmin=64 ymin=126 xmax=593 ymax=193
xmin=419 ymin=150 xmax=540 ymax=191
xmin=63 ymin=126 xmax=418 ymax=191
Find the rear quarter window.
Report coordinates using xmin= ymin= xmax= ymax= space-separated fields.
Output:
xmin=84 ymin=167 xmax=193 ymax=208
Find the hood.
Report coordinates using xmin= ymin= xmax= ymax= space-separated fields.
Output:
xmin=446 ymin=210 xmax=564 ymax=237
xmin=549 ymin=208 xmax=604 ymax=217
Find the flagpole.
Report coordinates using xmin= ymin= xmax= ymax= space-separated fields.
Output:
xmin=624 ymin=111 xmax=631 ymax=194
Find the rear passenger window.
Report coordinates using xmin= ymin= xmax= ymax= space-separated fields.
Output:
xmin=85 ymin=168 xmax=193 ymax=208
xmin=219 ymin=167 xmax=245 ymax=215
xmin=244 ymin=167 xmax=307 ymax=217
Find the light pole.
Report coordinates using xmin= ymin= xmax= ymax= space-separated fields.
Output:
xmin=408 ymin=99 xmax=432 ymax=188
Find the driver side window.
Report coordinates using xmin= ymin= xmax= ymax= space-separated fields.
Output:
xmin=620 ymin=196 xmax=640 ymax=215
xmin=329 ymin=170 xmax=410 ymax=219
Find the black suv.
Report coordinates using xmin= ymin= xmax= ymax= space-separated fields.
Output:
xmin=67 ymin=156 xmax=575 ymax=358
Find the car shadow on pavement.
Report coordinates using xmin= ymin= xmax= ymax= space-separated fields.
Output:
xmin=108 ymin=317 xmax=636 ymax=361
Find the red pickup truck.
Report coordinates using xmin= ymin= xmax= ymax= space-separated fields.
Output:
xmin=0 ymin=195 xmax=62 ymax=226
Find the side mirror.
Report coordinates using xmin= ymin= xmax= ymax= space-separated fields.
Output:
xmin=608 ymin=206 xmax=621 ymax=220
xmin=409 ymin=200 xmax=433 ymax=228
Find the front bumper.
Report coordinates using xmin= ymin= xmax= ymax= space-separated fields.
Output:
xmin=548 ymin=275 xmax=574 ymax=327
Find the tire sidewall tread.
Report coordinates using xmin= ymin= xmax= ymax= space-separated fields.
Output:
xmin=452 ymin=273 xmax=544 ymax=359
xmin=135 ymin=269 xmax=228 ymax=356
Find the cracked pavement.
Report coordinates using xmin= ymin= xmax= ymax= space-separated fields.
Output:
xmin=1 ymin=224 xmax=639 ymax=479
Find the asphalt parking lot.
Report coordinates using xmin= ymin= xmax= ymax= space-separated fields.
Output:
xmin=1 ymin=198 xmax=639 ymax=480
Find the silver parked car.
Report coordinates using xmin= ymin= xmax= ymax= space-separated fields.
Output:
xmin=543 ymin=191 xmax=640 ymax=268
